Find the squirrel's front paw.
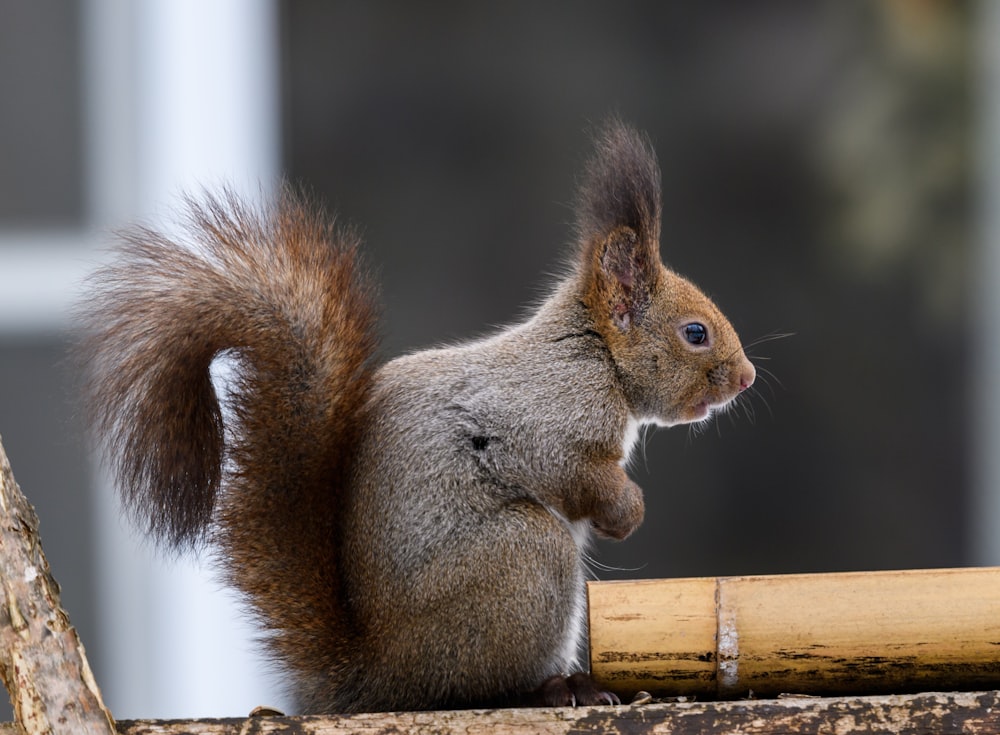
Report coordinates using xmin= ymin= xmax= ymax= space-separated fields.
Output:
xmin=591 ymin=478 xmax=644 ymax=540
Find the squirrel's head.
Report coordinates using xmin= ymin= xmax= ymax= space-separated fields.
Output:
xmin=575 ymin=119 xmax=755 ymax=426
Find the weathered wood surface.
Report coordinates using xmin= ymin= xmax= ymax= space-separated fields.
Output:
xmin=589 ymin=568 xmax=1000 ymax=700
xmin=0 ymin=690 xmax=995 ymax=734
xmin=0 ymin=435 xmax=116 ymax=734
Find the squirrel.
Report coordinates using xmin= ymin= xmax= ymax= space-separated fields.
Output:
xmin=78 ymin=119 xmax=755 ymax=713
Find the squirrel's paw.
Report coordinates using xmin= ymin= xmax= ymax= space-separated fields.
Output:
xmin=532 ymin=672 xmax=621 ymax=707
xmin=591 ymin=479 xmax=645 ymax=541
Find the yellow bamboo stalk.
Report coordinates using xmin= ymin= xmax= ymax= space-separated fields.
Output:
xmin=588 ymin=567 xmax=1000 ymax=700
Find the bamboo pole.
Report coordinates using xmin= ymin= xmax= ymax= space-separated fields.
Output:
xmin=588 ymin=568 xmax=1000 ymax=701
xmin=0 ymin=435 xmax=116 ymax=734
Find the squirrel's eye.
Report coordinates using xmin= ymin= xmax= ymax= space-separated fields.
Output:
xmin=683 ymin=323 xmax=708 ymax=345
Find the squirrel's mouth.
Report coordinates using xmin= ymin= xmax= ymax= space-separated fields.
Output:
xmin=687 ymin=390 xmax=740 ymax=423
xmin=687 ymin=400 xmax=712 ymax=422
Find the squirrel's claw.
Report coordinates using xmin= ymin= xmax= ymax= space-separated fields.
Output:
xmin=532 ymin=672 xmax=620 ymax=707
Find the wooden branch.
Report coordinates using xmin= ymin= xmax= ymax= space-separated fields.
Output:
xmin=588 ymin=568 xmax=1000 ymax=700
xmin=0 ymin=689 xmax=994 ymax=734
xmin=0 ymin=434 xmax=116 ymax=734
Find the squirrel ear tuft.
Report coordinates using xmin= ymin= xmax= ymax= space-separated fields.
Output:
xmin=576 ymin=118 xmax=663 ymax=331
xmin=575 ymin=117 xmax=662 ymax=252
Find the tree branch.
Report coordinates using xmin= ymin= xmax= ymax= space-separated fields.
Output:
xmin=0 ymin=434 xmax=115 ymax=734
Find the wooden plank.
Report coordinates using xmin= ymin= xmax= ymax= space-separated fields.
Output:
xmin=0 ymin=690 xmax=996 ymax=734
xmin=589 ymin=568 xmax=1000 ymax=700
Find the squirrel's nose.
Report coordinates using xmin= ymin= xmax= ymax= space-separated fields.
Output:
xmin=738 ymin=359 xmax=756 ymax=392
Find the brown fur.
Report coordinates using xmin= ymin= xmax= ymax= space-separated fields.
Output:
xmin=78 ymin=120 xmax=754 ymax=713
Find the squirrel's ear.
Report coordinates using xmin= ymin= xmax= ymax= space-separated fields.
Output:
xmin=585 ymin=225 xmax=660 ymax=332
xmin=575 ymin=118 xmax=663 ymax=332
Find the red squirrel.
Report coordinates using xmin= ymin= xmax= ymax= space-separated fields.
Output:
xmin=79 ymin=119 xmax=755 ymax=713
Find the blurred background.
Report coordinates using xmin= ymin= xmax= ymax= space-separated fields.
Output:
xmin=0 ymin=0 xmax=991 ymax=719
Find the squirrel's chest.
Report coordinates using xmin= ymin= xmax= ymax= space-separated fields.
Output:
xmin=621 ymin=416 xmax=642 ymax=465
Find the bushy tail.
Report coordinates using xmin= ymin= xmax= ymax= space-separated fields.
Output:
xmin=78 ymin=186 xmax=379 ymax=680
